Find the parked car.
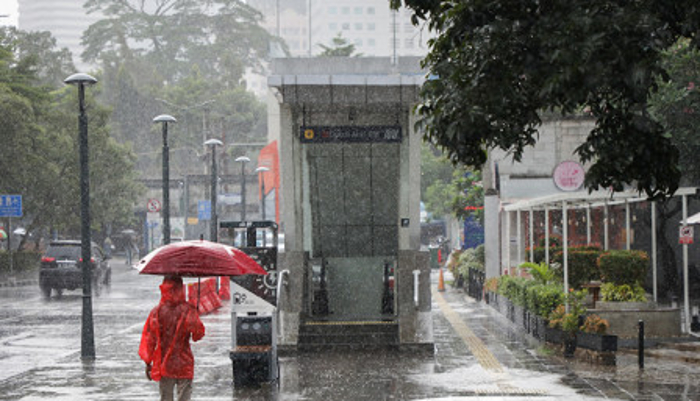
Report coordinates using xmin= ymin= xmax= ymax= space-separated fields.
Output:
xmin=39 ymin=240 xmax=112 ymax=299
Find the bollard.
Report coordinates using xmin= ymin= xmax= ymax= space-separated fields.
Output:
xmin=638 ymin=320 xmax=644 ymax=370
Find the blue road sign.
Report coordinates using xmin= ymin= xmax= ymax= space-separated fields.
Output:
xmin=0 ymin=195 xmax=22 ymax=217
xmin=198 ymin=200 xmax=211 ymax=221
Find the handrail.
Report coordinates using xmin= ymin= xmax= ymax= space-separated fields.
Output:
xmin=413 ymin=269 xmax=420 ymax=307
xmin=275 ymin=269 xmax=290 ymax=339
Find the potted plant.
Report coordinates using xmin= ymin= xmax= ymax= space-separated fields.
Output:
xmin=577 ymin=314 xmax=617 ymax=352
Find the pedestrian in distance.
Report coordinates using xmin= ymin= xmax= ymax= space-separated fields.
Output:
xmin=139 ymin=276 xmax=205 ymax=401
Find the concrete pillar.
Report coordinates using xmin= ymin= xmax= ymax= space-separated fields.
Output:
xmin=397 ymin=250 xmax=432 ymax=347
xmin=277 ymin=251 xmax=305 ymax=349
xmin=484 ymin=189 xmax=500 ymax=279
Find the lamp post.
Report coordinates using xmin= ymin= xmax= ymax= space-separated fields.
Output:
xmin=236 ymin=156 xmax=251 ymax=221
xmin=153 ymin=115 xmax=176 ymax=245
xmin=255 ymin=166 xmax=270 ymax=220
xmin=205 ymin=139 xmax=223 ymax=242
xmin=64 ymin=72 xmax=98 ymax=360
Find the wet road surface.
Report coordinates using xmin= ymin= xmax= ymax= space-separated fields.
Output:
xmin=1 ymin=261 xmax=699 ymax=400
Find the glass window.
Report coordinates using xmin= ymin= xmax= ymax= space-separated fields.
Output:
xmin=404 ymin=38 xmax=414 ymax=48
xmin=354 ymin=7 xmax=362 ymax=15
xmin=342 ymin=7 xmax=350 ymax=15
xmin=367 ymin=7 xmax=375 ymax=15
xmin=329 ymin=23 xmax=338 ymax=30
xmin=354 ymin=23 xmax=363 ymax=31
xmin=354 ymin=38 xmax=362 ymax=46
xmin=342 ymin=23 xmax=350 ymax=30
xmin=368 ymin=38 xmax=376 ymax=47
xmin=367 ymin=22 xmax=375 ymax=31
xmin=329 ymin=6 xmax=337 ymax=15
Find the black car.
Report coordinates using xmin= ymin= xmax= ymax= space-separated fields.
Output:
xmin=39 ymin=240 xmax=112 ymax=299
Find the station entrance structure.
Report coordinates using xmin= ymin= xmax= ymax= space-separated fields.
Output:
xmin=268 ymin=57 xmax=432 ymax=350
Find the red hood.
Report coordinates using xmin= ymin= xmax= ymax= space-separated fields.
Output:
xmin=159 ymin=277 xmax=185 ymax=306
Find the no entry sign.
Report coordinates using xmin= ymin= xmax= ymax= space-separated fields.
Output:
xmin=680 ymin=225 xmax=694 ymax=244
xmin=147 ymin=198 xmax=162 ymax=213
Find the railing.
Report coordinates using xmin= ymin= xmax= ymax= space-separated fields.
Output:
xmin=467 ymin=267 xmax=485 ymax=301
xmin=276 ymin=269 xmax=290 ymax=338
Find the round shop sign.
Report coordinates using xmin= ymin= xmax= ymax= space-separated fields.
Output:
xmin=553 ymin=161 xmax=585 ymax=191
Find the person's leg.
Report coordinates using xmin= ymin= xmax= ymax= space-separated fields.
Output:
xmin=175 ymin=378 xmax=193 ymax=401
xmin=159 ymin=377 xmax=176 ymax=401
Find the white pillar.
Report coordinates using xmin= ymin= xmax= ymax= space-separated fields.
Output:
xmin=683 ymin=195 xmax=690 ymax=333
xmin=517 ymin=210 xmax=522 ymax=268
xmin=545 ymin=206 xmax=550 ymax=266
xmin=563 ymin=201 xmax=569 ymax=296
xmin=506 ymin=211 xmax=512 ymax=274
xmin=625 ymin=200 xmax=631 ymax=250
xmin=484 ymin=191 xmax=501 ymax=279
xmin=604 ymin=202 xmax=609 ymax=251
xmin=651 ymin=201 xmax=658 ymax=303
xmin=529 ymin=208 xmax=534 ymax=263
xmin=586 ymin=204 xmax=592 ymax=245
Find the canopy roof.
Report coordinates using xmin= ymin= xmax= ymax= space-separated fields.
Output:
xmin=503 ymin=187 xmax=698 ymax=212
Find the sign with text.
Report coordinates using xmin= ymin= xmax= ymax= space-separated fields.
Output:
xmin=300 ymin=126 xmax=402 ymax=143
xmin=198 ymin=200 xmax=211 ymax=221
xmin=553 ymin=161 xmax=585 ymax=191
xmin=0 ymin=195 xmax=22 ymax=217
xmin=680 ymin=225 xmax=694 ymax=244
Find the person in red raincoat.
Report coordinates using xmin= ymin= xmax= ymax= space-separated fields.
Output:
xmin=139 ymin=276 xmax=205 ymax=401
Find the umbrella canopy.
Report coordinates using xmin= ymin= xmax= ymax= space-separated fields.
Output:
xmin=0 ymin=229 xmax=6 ymax=239
xmin=136 ymin=240 xmax=267 ymax=277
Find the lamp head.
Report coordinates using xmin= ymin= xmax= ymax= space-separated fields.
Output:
xmin=204 ymin=138 xmax=223 ymax=148
xmin=153 ymin=114 xmax=177 ymax=124
xmin=235 ymin=156 xmax=251 ymax=163
xmin=255 ymin=166 xmax=270 ymax=173
xmin=64 ymin=73 xmax=98 ymax=86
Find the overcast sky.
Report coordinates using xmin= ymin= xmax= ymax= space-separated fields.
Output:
xmin=0 ymin=0 xmax=18 ymax=27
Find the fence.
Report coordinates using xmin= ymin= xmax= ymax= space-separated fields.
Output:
xmin=467 ymin=267 xmax=485 ymax=301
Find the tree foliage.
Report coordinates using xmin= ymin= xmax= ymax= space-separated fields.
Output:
xmin=318 ymin=33 xmax=361 ymax=57
xmin=0 ymin=27 xmax=141 ymax=246
xmin=82 ymin=0 xmax=275 ymax=173
xmin=391 ymin=0 xmax=700 ymax=199
xmin=421 ymin=144 xmax=483 ymax=221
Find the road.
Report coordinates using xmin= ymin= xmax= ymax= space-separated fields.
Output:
xmin=0 ymin=261 xmax=685 ymax=400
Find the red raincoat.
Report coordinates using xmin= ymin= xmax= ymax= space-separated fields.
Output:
xmin=139 ymin=277 xmax=205 ymax=381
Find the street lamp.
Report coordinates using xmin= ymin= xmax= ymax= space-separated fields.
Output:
xmin=255 ymin=166 xmax=270 ymax=221
xmin=64 ymin=72 xmax=98 ymax=360
xmin=153 ymin=114 xmax=177 ymax=245
xmin=236 ymin=156 xmax=251 ymax=221
xmin=205 ymin=139 xmax=223 ymax=242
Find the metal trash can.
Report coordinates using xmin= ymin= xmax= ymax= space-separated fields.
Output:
xmin=230 ymin=315 xmax=278 ymax=387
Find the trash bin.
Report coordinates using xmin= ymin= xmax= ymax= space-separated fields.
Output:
xmin=230 ymin=315 xmax=278 ymax=386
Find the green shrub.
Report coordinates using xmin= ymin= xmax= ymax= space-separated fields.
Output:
xmin=600 ymin=282 xmax=648 ymax=302
xmin=0 ymin=250 xmax=40 ymax=272
xmin=581 ymin=315 xmax=610 ymax=334
xmin=598 ymin=250 xmax=649 ymax=286
xmin=456 ymin=244 xmax=485 ymax=282
xmin=522 ymin=262 xmax=556 ymax=285
xmin=525 ymin=283 xmax=565 ymax=318
xmin=553 ymin=249 xmax=602 ymax=289
xmin=497 ymin=275 xmax=529 ymax=305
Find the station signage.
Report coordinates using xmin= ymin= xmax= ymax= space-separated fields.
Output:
xmin=0 ymin=195 xmax=22 ymax=217
xmin=300 ymin=126 xmax=402 ymax=143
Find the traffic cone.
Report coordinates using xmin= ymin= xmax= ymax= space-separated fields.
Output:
xmin=438 ymin=267 xmax=445 ymax=292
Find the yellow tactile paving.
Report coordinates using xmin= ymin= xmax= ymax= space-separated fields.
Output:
xmin=434 ymin=288 xmax=504 ymax=372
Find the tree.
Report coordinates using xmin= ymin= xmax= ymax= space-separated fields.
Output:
xmin=82 ymin=0 xmax=275 ymax=177
xmin=0 ymin=27 xmax=142 ymax=247
xmin=390 ymin=0 xmax=700 ymax=199
xmin=421 ymin=144 xmax=483 ymax=222
xmin=318 ymin=33 xmax=361 ymax=57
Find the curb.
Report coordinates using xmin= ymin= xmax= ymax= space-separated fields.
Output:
xmin=0 ymin=278 xmax=38 ymax=288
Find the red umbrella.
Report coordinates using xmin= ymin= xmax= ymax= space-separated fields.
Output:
xmin=136 ymin=240 xmax=267 ymax=277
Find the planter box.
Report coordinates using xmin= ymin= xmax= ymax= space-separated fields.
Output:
xmin=576 ymin=332 xmax=617 ymax=352
xmin=545 ymin=326 xmax=565 ymax=344
xmin=530 ymin=315 xmax=547 ymax=340
xmin=595 ymin=301 xmax=656 ymax=311
xmin=589 ymin=306 xmax=681 ymax=338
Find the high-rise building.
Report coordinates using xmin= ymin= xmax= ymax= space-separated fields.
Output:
xmin=249 ymin=0 xmax=431 ymax=58
xmin=18 ymin=0 xmax=102 ymax=71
